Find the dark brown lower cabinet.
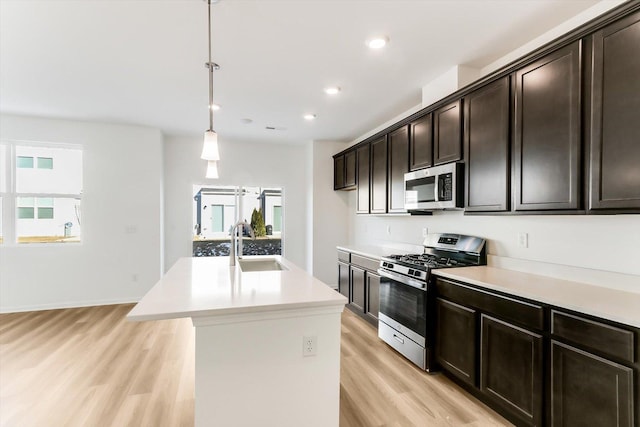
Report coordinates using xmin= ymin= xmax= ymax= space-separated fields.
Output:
xmin=551 ymin=340 xmax=634 ymax=427
xmin=338 ymin=261 xmax=349 ymax=299
xmin=481 ymin=315 xmax=543 ymax=426
xmin=350 ymin=266 xmax=366 ymax=313
xmin=436 ymin=297 xmax=477 ymax=386
xmin=365 ymin=273 xmax=380 ymax=323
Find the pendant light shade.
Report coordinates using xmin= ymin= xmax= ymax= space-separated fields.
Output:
xmin=206 ymin=160 xmax=219 ymax=179
xmin=201 ymin=129 xmax=220 ymax=160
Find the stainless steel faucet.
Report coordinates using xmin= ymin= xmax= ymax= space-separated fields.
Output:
xmin=229 ymin=220 xmax=255 ymax=266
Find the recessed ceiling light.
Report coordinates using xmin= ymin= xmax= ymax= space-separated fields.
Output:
xmin=304 ymin=114 xmax=317 ymax=120
xmin=367 ymin=36 xmax=388 ymax=49
xmin=324 ymin=87 xmax=341 ymax=95
xmin=209 ymin=104 xmax=221 ymax=111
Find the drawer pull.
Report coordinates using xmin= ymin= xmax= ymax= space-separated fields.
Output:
xmin=393 ymin=334 xmax=405 ymax=344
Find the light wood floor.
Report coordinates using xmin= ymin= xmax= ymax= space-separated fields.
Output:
xmin=0 ymin=304 xmax=511 ymax=426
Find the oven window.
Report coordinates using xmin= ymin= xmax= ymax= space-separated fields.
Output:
xmin=406 ymin=176 xmax=436 ymax=204
xmin=379 ymin=277 xmax=426 ymax=338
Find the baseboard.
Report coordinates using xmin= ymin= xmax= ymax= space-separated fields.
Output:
xmin=0 ymin=297 xmax=140 ymax=314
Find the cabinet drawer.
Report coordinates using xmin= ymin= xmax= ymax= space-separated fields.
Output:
xmin=379 ymin=320 xmax=426 ymax=370
xmin=337 ymin=250 xmax=350 ymax=263
xmin=351 ymin=254 xmax=379 ymax=272
xmin=436 ymin=278 xmax=544 ymax=331
xmin=551 ymin=310 xmax=635 ymax=363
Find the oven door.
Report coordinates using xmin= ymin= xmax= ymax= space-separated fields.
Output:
xmin=378 ymin=269 xmax=427 ymax=345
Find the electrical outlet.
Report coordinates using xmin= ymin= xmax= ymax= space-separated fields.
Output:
xmin=303 ymin=335 xmax=317 ymax=357
xmin=422 ymin=228 xmax=428 ymax=237
xmin=518 ymin=232 xmax=528 ymax=248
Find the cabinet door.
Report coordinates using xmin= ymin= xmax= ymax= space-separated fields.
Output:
xmin=480 ymin=315 xmax=543 ymax=427
xmin=514 ymin=41 xmax=581 ymax=211
xmin=370 ymin=136 xmax=388 ymax=214
xmin=436 ymin=298 xmax=477 ymax=386
xmin=350 ymin=266 xmax=366 ymax=313
xmin=551 ymin=340 xmax=634 ymax=427
xmin=410 ymin=113 xmax=433 ymax=171
xmin=589 ymin=11 xmax=640 ymax=210
xmin=464 ymin=77 xmax=511 ymax=212
xmin=387 ymin=125 xmax=409 ymax=213
xmin=334 ymin=155 xmax=345 ymax=190
xmin=338 ymin=261 xmax=349 ymax=299
xmin=365 ymin=273 xmax=380 ymax=323
xmin=356 ymin=144 xmax=370 ymax=214
xmin=434 ymin=100 xmax=462 ymax=165
xmin=345 ymin=150 xmax=356 ymax=188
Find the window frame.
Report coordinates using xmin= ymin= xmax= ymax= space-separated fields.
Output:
xmin=0 ymin=140 xmax=83 ymax=246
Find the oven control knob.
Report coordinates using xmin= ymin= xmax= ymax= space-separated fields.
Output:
xmin=408 ymin=269 xmax=415 ymax=276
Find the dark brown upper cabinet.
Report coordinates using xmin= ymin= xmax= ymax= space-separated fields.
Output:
xmin=370 ymin=136 xmax=388 ymax=214
xmin=514 ymin=41 xmax=582 ymax=211
xmin=434 ymin=100 xmax=463 ymax=165
xmin=344 ymin=150 xmax=356 ymax=188
xmin=333 ymin=155 xmax=345 ymax=190
xmin=409 ymin=113 xmax=433 ymax=171
xmin=464 ymin=77 xmax=511 ymax=212
xmin=333 ymin=150 xmax=356 ymax=191
xmin=588 ymin=11 xmax=640 ymax=210
xmin=356 ymin=143 xmax=370 ymax=214
xmin=387 ymin=125 xmax=409 ymax=213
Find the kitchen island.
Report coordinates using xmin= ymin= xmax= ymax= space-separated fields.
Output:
xmin=128 ymin=255 xmax=347 ymax=427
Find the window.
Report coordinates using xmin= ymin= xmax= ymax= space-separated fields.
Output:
xmin=0 ymin=142 xmax=82 ymax=244
xmin=37 ymin=157 xmax=53 ymax=169
xmin=273 ymin=205 xmax=282 ymax=232
xmin=17 ymin=156 xmax=34 ymax=168
xmin=193 ymin=186 xmax=283 ymax=257
xmin=211 ymin=204 xmax=224 ymax=232
xmin=17 ymin=197 xmax=35 ymax=219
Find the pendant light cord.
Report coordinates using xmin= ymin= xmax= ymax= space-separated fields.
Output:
xmin=208 ymin=0 xmax=214 ymax=131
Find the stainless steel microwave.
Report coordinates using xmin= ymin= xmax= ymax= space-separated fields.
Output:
xmin=404 ymin=162 xmax=464 ymax=211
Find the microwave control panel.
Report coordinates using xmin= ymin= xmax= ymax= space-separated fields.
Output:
xmin=440 ymin=173 xmax=453 ymax=201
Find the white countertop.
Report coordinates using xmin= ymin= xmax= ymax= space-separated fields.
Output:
xmin=337 ymin=243 xmax=423 ymax=260
xmin=434 ymin=266 xmax=640 ymax=328
xmin=128 ymin=256 xmax=347 ymax=322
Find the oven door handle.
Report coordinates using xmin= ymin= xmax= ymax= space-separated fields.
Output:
xmin=377 ymin=269 xmax=426 ymax=290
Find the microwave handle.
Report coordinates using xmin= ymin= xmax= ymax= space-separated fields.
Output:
xmin=433 ymin=175 xmax=440 ymax=202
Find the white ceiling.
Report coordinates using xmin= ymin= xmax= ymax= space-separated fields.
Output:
xmin=1 ymin=0 xmax=602 ymax=145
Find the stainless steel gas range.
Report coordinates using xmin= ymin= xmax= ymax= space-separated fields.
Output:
xmin=377 ymin=233 xmax=486 ymax=371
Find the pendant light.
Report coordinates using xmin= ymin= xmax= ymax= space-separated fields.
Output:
xmin=206 ymin=160 xmax=219 ymax=179
xmin=201 ymin=0 xmax=220 ymax=164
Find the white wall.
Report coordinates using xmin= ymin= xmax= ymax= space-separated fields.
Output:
xmin=348 ymin=201 xmax=640 ymax=289
xmin=310 ymin=140 xmax=350 ymax=286
xmin=163 ymin=135 xmax=308 ymax=272
xmin=481 ymin=0 xmax=628 ymax=76
xmin=0 ymin=114 xmax=163 ymax=312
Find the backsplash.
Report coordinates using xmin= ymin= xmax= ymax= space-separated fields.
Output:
xmin=347 ymin=194 xmax=640 ymax=292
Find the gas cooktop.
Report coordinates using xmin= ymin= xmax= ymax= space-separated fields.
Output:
xmin=383 ymin=253 xmax=472 ymax=270
xmin=379 ymin=233 xmax=487 ymax=282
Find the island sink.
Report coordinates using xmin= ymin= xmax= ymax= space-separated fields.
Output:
xmin=238 ymin=258 xmax=288 ymax=272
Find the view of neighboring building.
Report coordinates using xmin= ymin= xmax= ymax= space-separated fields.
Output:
xmin=0 ymin=143 xmax=82 ymax=244
xmin=193 ymin=186 xmax=281 ymax=239
xmin=192 ymin=186 xmax=283 ymax=257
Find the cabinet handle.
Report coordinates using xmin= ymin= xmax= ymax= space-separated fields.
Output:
xmin=393 ymin=334 xmax=404 ymax=344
